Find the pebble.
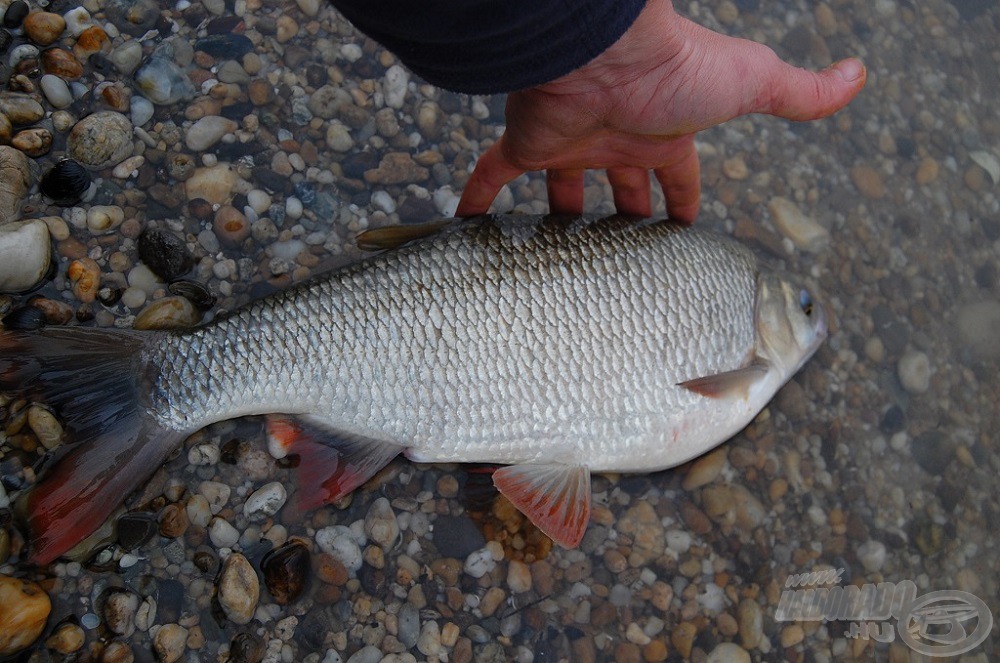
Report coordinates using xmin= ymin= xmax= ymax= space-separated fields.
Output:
xmin=218 ymin=553 xmax=260 ymax=625
xmin=27 ymin=404 xmax=62 ymax=449
xmin=244 ymin=481 xmax=287 ymax=519
xmin=138 ymin=228 xmax=194 ymax=281
xmin=364 ymin=152 xmax=429 ymax=185
xmin=158 ymin=503 xmax=189 ymax=538
xmin=316 ymin=526 xmax=364 ymax=573
xmin=105 ymin=590 xmax=140 ymax=636
xmin=915 ymin=157 xmax=939 ymax=185
xmin=68 ymin=111 xmax=134 ymax=170
xmin=12 ymin=127 xmax=52 ymax=157
xmin=737 ymin=599 xmax=763 ymax=649
xmin=134 ymin=57 xmax=195 ymax=105
xmin=186 ymin=495 xmax=211 ymax=527
xmin=133 ymin=296 xmax=200 ymax=330
xmin=506 ymin=559 xmax=532 ymax=593
xmin=768 ymin=197 xmax=830 ymax=252
xmin=397 ymin=602 xmax=420 ymax=648
xmin=383 ymin=65 xmax=409 ymax=109
xmin=856 ymin=539 xmax=887 ymax=573
xmin=707 ymin=643 xmax=751 ymax=663
xmin=41 ymin=48 xmax=83 ymax=79
xmin=214 ymin=205 xmax=250 ymax=246
xmin=262 ymin=539 xmax=311 ymax=605
xmin=0 ymin=220 xmax=50 ymax=293
xmin=68 ymin=257 xmax=100 ymax=303
xmin=0 ymin=92 xmax=44 ymax=124
xmin=73 ymin=25 xmax=110 ymax=60
xmin=23 ymin=11 xmax=66 ymax=45
xmin=0 ymin=575 xmax=50 ymax=656
xmin=152 ymin=624 xmax=188 ymax=663
xmin=209 ymin=517 xmax=240 ymax=548
xmin=897 ymin=351 xmax=930 ymax=394
xmin=185 ymin=115 xmax=238 ymax=151
xmin=87 ymin=205 xmax=125 ymax=234
xmin=616 ymin=500 xmax=665 ymax=566
xmin=780 ymin=624 xmax=805 ymax=647
xmin=416 ymin=621 xmax=441 ymax=657
xmin=0 ymin=145 xmax=31 ymax=221
xmin=463 ymin=547 xmax=496 ymax=579
xmin=850 ymin=164 xmax=886 ymax=199
xmin=682 ymin=447 xmax=727 ymax=490
xmin=113 ymin=155 xmax=145 ymax=179
xmin=45 ymin=622 xmax=85 ymax=654
xmin=40 ymin=74 xmax=73 ymax=108
xmin=363 ymin=497 xmax=400 ymax=550
xmin=955 ymin=300 xmax=1000 ymax=359
xmin=185 ymin=164 xmax=237 ymax=204
xmin=111 ymin=40 xmax=144 ymax=75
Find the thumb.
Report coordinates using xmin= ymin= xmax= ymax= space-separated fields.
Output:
xmin=758 ymin=56 xmax=867 ymax=121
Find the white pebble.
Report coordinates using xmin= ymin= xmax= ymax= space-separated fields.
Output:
xmin=897 ymin=351 xmax=931 ymax=394
xmin=185 ymin=116 xmax=238 ymax=152
xmin=121 ymin=286 xmax=147 ymax=309
xmin=316 ymin=525 xmax=364 ymax=573
xmin=63 ymin=7 xmax=95 ymax=37
xmin=199 ymin=480 xmax=231 ymax=514
xmin=384 ymin=65 xmax=409 ymax=109
xmin=112 ymin=155 xmax=145 ymax=179
xmin=246 ymin=189 xmax=272 ymax=215
xmin=130 ymin=96 xmax=155 ymax=127
xmin=857 ymin=539 xmax=887 ymax=573
xmin=371 ymin=190 xmax=396 ymax=214
xmin=40 ymin=74 xmax=73 ymax=108
xmin=187 ymin=443 xmax=220 ymax=466
xmin=340 ymin=43 xmax=363 ymax=62
xmin=186 ymin=495 xmax=211 ymax=527
xmin=209 ymin=517 xmax=240 ymax=548
xmin=86 ymin=205 xmax=125 ymax=234
xmin=285 ymin=197 xmax=303 ymax=220
xmin=463 ymin=547 xmax=495 ymax=579
xmin=432 ymin=187 xmax=460 ymax=216
xmin=243 ymin=482 xmax=288 ymax=519
xmin=127 ymin=264 xmax=163 ymax=294
xmin=768 ymin=197 xmax=830 ymax=253
xmin=0 ymin=220 xmax=51 ymax=293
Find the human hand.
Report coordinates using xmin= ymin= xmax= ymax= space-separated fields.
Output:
xmin=455 ymin=0 xmax=866 ymax=222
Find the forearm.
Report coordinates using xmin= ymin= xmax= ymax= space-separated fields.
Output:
xmin=329 ymin=0 xmax=646 ymax=95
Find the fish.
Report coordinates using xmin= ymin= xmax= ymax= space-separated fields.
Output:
xmin=0 ymin=214 xmax=827 ymax=565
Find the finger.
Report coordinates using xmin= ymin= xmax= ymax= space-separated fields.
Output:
xmin=653 ymin=137 xmax=700 ymax=224
xmin=456 ymin=136 xmax=526 ymax=217
xmin=546 ymin=169 xmax=585 ymax=215
xmin=607 ymin=167 xmax=652 ymax=217
xmin=754 ymin=52 xmax=867 ymax=121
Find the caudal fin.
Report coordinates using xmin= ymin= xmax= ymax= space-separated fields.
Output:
xmin=0 ymin=327 xmax=184 ymax=565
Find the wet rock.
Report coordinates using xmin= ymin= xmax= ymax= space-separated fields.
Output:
xmin=856 ymin=539 xmax=887 ymax=573
xmin=0 ymin=146 xmax=32 ymax=219
xmin=138 ymin=228 xmax=194 ymax=281
xmin=397 ymin=602 xmax=420 ymax=648
xmin=955 ymin=300 xmax=1000 ymax=359
xmin=24 ymin=11 xmax=67 ymax=45
xmin=135 ymin=57 xmax=196 ymax=105
xmin=68 ymin=112 xmax=134 ymax=170
xmin=87 ymin=205 xmax=125 ymax=234
xmin=152 ymin=623 xmax=187 ymax=663
xmin=737 ymin=598 xmax=763 ymax=649
xmin=218 ymin=553 xmax=260 ymax=625
xmin=262 ymin=539 xmax=310 ymax=605
xmin=768 ymin=197 xmax=829 ymax=252
xmin=185 ymin=115 xmax=238 ymax=151
xmin=104 ymin=590 xmax=140 ymax=637
xmin=185 ymin=164 xmax=236 ymax=204
xmin=41 ymin=47 xmax=83 ymax=79
xmin=158 ymin=503 xmax=189 ymax=539
xmin=0 ymin=220 xmax=50 ymax=293
xmin=363 ymin=497 xmax=399 ymax=550
xmin=117 ymin=512 xmax=158 ymax=551
xmin=682 ymin=447 xmax=727 ymax=490
xmin=243 ymin=481 xmax=287 ymax=519
xmin=133 ymin=296 xmax=200 ymax=330
xmin=12 ymin=127 xmax=52 ymax=156
xmin=213 ymin=205 xmax=250 ymax=247
xmin=0 ymin=574 xmax=50 ymax=656
xmin=68 ymin=257 xmax=101 ymax=303
xmin=506 ymin=559 xmax=532 ymax=593
xmin=364 ymin=152 xmax=429 ymax=185
xmin=316 ymin=526 xmax=364 ymax=574
xmin=911 ymin=430 xmax=954 ymax=476
xmin=27 ymin=404 xmax=62 ymax=449
xmin=73 ymin=25 xmax=110 ymax=59
xmin=0 ymin=92 xmax=44 ymax=124
xmin=229 ymin=632 xmax=265 ymax=663
xmin=897 ymin=351 xmax=931 ymax=394
xmin=45 ymin=621 xmax=85 ymax=654
xmin=384 ymin=64 xmax=408 ymax=109
xmin=850 ymin=164 xmax=886 ymax=199
xmin=616 ymin=500 xmax=665 ymax=566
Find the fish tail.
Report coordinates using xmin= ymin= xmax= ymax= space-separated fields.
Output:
xmin=0 ymin=328 xmax=183 ymax=565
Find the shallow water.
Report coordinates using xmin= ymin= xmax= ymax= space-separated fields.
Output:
xmin=1 ymin=0 xmax=998 ymax=661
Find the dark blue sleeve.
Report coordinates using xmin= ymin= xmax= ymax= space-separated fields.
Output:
xmin=329 ymin=0 xmax=647 ymax=94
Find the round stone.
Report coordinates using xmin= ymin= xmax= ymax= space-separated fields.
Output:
xmin=67 ymin=112 xmax=134 ymax=170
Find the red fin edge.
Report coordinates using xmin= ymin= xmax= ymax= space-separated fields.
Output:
xmin=492 ymin=464 xmax=592 ymax=548
xmin=266 ymin=415 xmax=402 ymax=514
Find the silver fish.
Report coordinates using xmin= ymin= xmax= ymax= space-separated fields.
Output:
xmin=2 ymin=215 xmax=826 ymax=564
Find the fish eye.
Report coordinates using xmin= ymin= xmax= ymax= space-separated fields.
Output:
xmin=799 ymin=289 xmax=814 ymax=317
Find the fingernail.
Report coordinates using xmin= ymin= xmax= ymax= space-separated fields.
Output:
xmin=833 ymin=58 xmax=864 ymax=83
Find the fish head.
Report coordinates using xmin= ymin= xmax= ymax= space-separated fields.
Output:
xmin=754 ymin=270 xmax=828 ymax=380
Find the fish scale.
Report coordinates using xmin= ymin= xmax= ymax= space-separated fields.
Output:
xmin=148 ymin=216 xmax=758 ymax=469
xmin=6 ymin=214 xmax=825 ymax=562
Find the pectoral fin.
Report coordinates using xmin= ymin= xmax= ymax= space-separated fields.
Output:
xmin=492 ymin=464 xmax=592 ymax=548
xmin=266 ymin=415 xmax=403 ymax=514
xmin=677 ymin=362 xmax=770 ymax=399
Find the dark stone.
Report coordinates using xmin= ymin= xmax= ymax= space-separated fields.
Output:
xmin=983 ymin=218 xmax=1000 ymax=242
xmin=431 ymin=515 xmax=486 ymax=559
xmin=168 ymin=280 xmax=216 ymax=310
xmin=251 ymin=166 xmax=293 ymax=194
xmin=911 ymin=430 xmax=954 ymax=476
xmin=138 ymin=228 xmax=194 ymax=282
xmin=974 ymin=262 xmax=996 ymax=290
xmin=341 ymin=151 xmax=378 ymax=180
xmin=879 ymin=405 xmax=905 ymax=434
xmin=2 ymin=306 xmax=45 ymax=330
xmin=396 ymin=196 xmax=437 ymax=223
xmin=949 ymin=0 xmax=992 ymax=20
xmin=220 ymin=100 xmax=254 ymax=120
xmin=229 ymin=633 xmax=265 ymax=663
xmin=870 ymin=306 xmax=910 ymax=356
xmin=937 ymin=481 xmax=966 ymax=513
xmin=780 ymin=24 xmax=814 ymax=61
xmin=0 ymin=29 xmax=11 ymax=54
xmin=3 ymin=1 xmax=28 ymax=29
xmin=305 ymin=63 xmax=328 ymax=88
xmin=116 ymin=512 xmax=158 ymax=551
xmin=40 ymin=159 xmax=91 ymax=206
xmin=194 ymin=34 xmax=253 ymax=60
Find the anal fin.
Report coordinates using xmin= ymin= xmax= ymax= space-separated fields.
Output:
xmin=492 ymin=464 xmax=592 ymax=548
xmin=266 ymin=415 xmax=403 ymax=514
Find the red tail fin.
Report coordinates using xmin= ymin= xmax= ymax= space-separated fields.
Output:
xmin=1 ymin=328 xmax=183 ymax=565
